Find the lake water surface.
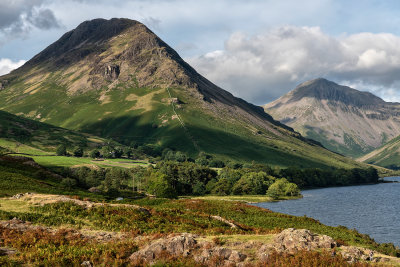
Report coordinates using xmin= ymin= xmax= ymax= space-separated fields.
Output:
xmin=255 ymin=177 xmax=400 ymax=247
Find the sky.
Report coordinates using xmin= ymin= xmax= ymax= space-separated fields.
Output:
xmin=2 ymin=0 xmax=400 ymax=104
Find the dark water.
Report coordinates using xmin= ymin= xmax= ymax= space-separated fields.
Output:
xmin=255 ymin=177 xmax=400 ymax=247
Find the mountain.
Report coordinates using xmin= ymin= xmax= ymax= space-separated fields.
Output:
xmin=0 ymin=109 xmax=106 ymax=155
xmin=0 ymin=18 xmax=368 ymax=168
xmin=358 ymin=135 xmax=400 ymax=169
xmin=264 ymin=78 xmax=400 ymax=158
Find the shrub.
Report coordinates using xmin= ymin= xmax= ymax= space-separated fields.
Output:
xmin=61 ymin=178 xmax=77 ymax=189
xmin=90 ymin=149 xmax=100 ymax=158
xmin=56 ymin=144 xmax=67 ymax=156
xmin=73 ymin=147 xmax=83 ymax=157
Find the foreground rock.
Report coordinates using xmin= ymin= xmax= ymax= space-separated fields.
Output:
xmin=129 ymin=233 xmax=248 ymax=266
xmin=129 ymin=234 xmax=199 ymax=264
xmin=129 ymin=228 xmax=396 ymax=266
xmin=264 ymin=228 xmax=336 ymax=254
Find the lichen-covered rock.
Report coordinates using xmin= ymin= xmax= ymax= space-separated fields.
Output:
xmin=129 ymin=233 xmax=198 ymax=264
xmin=194 ymin=247 xmax=247 ymax=267
xmin=340 ymin=246 xmax=376 ymax=262
xmin=270 ymin=228 xmax=336 ymax=254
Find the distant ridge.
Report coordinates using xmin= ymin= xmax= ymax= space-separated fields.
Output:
xmin=265 ymin=78 xmax=400 ymax=157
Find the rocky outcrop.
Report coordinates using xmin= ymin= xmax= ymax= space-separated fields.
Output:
xmin=194 ymin=247 xmax=247 ymax=266
xmin=129 ymin=233 xmax=249 ymax=266
xmin=104 ymin=64 xmax=120 ymax=80
xmin=130 ymin=229 xmax=347 ymax=266
xmin=129 ymin=233 xmax=199 ymax=264
xmin=269 ymin=228 xmax=336 ymax=253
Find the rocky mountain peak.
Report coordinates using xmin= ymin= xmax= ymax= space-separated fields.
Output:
xmin=23 ymin=18 xmax=142 ymax=68
xmin=289 ymin=78 xmax=385 ymax=107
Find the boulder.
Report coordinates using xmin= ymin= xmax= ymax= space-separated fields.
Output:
xmin=129 ymin=233 xmax=198 ymax=264
xmin=270 ymin=228 xmax=336 ymax=254
xmin=194 ymin=247 xmax=247 ymax=267
xmin=340 ymin=246 xmax=376 ymax=262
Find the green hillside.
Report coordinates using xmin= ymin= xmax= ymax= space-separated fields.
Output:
xmin=0 ymin=109 xmax=107 ymax=156
xmin=359 ymin=135 xmax=400 ymax=169
xmin=0 ymin=18 xmax=370 ymax=169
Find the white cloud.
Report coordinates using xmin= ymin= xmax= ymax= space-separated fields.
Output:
xmin=0 ymin=58 xmax=26 ymax=75
xmin=187 ymin=26 xmax=400 ymax=104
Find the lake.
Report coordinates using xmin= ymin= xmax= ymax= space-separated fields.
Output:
xmin=255 ymin=177 xmax=400 ymax=247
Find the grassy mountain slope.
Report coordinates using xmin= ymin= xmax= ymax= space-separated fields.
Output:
xmin=0 ymin=155 xmax=91 ymax=197
xmin=0 ymin=109 xmax=107 ymax=155
xmin=264 ymin=78 xmax=400 ymax=158
xmin=0 ymin=18 xmax=368 ymax=169
xmin=358 ymin=135 xmax=400 ymax=169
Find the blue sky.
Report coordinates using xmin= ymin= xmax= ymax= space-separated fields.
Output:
xmin=2 ymin=0 xmax=400 ymax=104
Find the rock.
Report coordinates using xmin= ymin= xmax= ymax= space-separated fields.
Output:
xmin=88 ymin=187 xmax=101 ymax=193
xmin=194 ymin=246 xmax=246 ymax=266
xmin=340 ymin=246 xmax=377 ymax=263
xmin=104 ymin=64 xmax=120 ymax=80
xmin=12 ymin=192 xmax=33 ymax=199
xmin=228 ymin=250 xmax=247 ymax=262
xmin=269 ymin=228 xmax=336 ymax=254
xmin=12 ymin=193 xmax=25 ymax=199
xmin=0 ymin=247 xmax=17 ymax=256
xmin=129 ymin=233 xmax=198 ymax=264
xmin=81 ymin=261 xmax=92 ymax=267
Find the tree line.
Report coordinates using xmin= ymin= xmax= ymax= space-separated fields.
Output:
xmin=60 ymin=158 xmax=378 ymax=199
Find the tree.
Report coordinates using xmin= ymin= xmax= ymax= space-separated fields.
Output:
xmin=266 ymin=178 xmax=300 ymax=200
xmin=56 ymin=144 xmax=67 ymax=156
xmin=192 ymin=181 xmax=206 ymax=196
xmin=211 ymin=178 xmax=232 ymax=195
xmin=231 ymin=172 xmax=274 ymax=195
xmin=90 ymin=149 xmax=100 ymax=159
xmin=209 ymin=160 xmax=225 ymax=168
xmin=146 ymin=172 xmax=177 ymax=198
xmin=73 ymin=146 xmax=84 ymax=157
xmin=101 ymin=146 xmax=115 ymax=158
xmin=284 ymin=182 xmax=300 ymax=196
xmin=61 ymin=178 xmax=77 ymax=189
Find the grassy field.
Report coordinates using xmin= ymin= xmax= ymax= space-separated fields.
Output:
xmin=31 ymin=155 xmax=149 ymax=168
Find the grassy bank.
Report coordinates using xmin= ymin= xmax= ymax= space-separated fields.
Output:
xmin=189 ymin=194 xmax=302 ymax=203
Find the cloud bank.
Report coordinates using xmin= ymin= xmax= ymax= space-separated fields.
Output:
xmin=188 ymin=26 xmax=400 ymax=104
xmin=0 ymin=58 xmax=26 ymax=76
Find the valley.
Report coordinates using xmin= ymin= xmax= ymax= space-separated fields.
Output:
xmin=0 ymin=17 xmax=399 ymax=266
